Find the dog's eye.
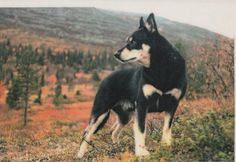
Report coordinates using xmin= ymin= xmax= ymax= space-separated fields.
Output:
xmin=128 ymin=40 xmax=138 ymax=49
xmin=132 ymin=40 xmax=137 ymax=45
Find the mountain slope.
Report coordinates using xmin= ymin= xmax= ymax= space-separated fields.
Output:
xmin=0 ymin=8 xmax=229 ymax=54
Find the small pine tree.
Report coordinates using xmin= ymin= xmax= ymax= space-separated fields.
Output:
xmin=0 ymin=41 xmax=9 ymax=81
xmin=62 ymin=94 xmax=67 ymax=99
xmin=55 ymin=83 xmax=62 ymax=98
xmin=6 ymin=77 xmax=21 ymax=108
xmin=56 ymin=69 xmax=64 ymax=81
xmin=4 ymin=68 xmax=13 ymax=85
xmin=34 ymin=89 xmax=42 ymax=105
xmin=76 ymin=90 xmax=80 ymax=96
xmin=92 ymin=71 xmax=100 ymax=81
xmin=38 ymin=53 xmax=45 ymax=65
xmin=53 ymin=83 xmax=62 ymax=106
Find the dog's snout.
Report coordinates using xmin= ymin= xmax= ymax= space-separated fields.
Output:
xmin=114 ymin=51 xmax=121 ymax=59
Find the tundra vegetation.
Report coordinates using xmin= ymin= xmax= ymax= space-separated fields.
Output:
xmin=0 ymin=8 xmax=234 ymax=161
xmin=0 ymin=36 xmax=233 ymax=161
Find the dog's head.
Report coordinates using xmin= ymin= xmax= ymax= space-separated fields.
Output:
xmin=114 ymin=13 xmax=158 ymax=68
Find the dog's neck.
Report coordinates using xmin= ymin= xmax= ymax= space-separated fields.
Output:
xmin=142 ymin=33 xmax=172 ymax=85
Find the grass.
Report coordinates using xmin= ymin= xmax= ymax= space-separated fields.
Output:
xmin=54 ymin=120 xmax=78 ymax=128
xmin=142 ymin=110 xmax=234 ymax=161
xmin=0 ymin=106 xmax=234 ymax=161
xmin=0 ymin=137 xmax=7 ymax=154
xmin=76 ymin=107 xmax=234 ymax=162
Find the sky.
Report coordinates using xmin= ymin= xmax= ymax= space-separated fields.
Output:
xmin=0 ymin=0 xmax=236 ymax=38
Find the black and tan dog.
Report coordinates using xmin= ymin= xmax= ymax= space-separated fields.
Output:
xmin=77 ymin=13 xmax=187 ymax=158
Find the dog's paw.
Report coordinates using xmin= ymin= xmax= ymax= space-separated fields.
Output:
xmin=135 ymin=146 xmax=150 ymax=156
xmin=77 ymin=147 xmax=87 ymax=159
xmin=112 ymin=136 xmax=120 ymax=144
xmin=77 ymin=151 xmax=85 ymax=159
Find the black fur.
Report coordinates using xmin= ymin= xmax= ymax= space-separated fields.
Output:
xmin=88 ymin=13 xmax=187 ymax=135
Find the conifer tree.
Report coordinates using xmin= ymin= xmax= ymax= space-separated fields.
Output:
xmin=16 ymin=45 xmax=38 ymax=126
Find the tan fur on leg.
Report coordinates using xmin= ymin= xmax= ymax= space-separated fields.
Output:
xmin=77 ymin=112 xmax=108 ymax=158
xmin=161 ymin=112 xmax=172 ymax=146
xmin=112 ymin=122 xmax=123 ymax=143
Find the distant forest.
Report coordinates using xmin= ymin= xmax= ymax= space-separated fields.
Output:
xmin=0 ymin=39 xmax=118 ymax=84
xmin=0 ymin=37 xmax=234 ymax=102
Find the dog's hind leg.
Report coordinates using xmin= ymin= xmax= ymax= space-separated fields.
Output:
xmin=111 ymin=119 xmax=118 ymax=131
xmin=111 ymin=119 xmax=123 ymax=143
xmin=77 ymin=86 xmax=115 ymax=158
xmin=77 ymin=111 xmax=110 ymax=158
xmin=111 ymin=106 xmax=133 ymax=143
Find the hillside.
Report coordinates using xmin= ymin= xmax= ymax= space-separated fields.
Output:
xmin=0 ymin=8 xmax=229 ymax=54
xmin=0 ymin=7 xmax=234 ymax=99
xmin=0 ymin=8 xmax=234 ymax=161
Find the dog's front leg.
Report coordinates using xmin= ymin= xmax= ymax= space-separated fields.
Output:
xmin=133 ymin=104 xmax=150 ymax=156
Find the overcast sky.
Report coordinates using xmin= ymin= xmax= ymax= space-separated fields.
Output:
xmin=0 ymin=0 xmax=236 ymax=38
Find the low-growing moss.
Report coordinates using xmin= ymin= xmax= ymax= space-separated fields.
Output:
xmin=143 ymin=110 xmax=234 ymax=161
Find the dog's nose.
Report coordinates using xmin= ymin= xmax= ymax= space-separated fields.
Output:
xmin=114 ymin=51 xmax=121 ymax=59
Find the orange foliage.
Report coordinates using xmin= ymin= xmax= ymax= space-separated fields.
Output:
xmin=0 ymin=82 xmax=6 ymax=104
xmin=120 ymin=151 xmax=134 ymax=162
xmin=46 ymin=74 xmax=57 ymax=84
xmin=32 ymin=102 xmax=92 ymax=123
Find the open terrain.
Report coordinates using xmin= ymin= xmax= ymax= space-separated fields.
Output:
xmin=0 ymin=8 xmax=234 ymax=161
xmin=0 ymin=8 xmax=229 ymax=54
xmin=0 ymin=79 xmax=234 ymax=161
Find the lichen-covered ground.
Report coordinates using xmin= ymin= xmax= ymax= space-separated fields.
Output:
xmin=0 ymin=82 xmax=234 ymax=161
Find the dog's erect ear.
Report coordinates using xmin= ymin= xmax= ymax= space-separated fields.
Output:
xmin=139 ymin=16 xmax=145 ymax=29
xmin=145 ymin=13 xmax=157 ymax=32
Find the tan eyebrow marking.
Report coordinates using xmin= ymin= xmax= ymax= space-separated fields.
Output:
xmin=129 ymin=36 xmax=133 ymax=42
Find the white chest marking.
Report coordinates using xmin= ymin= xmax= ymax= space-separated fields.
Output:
xmin=165 ymin=88 xmax=182 ymax=100
xmin=142 ymin=84 xmax=163 ymax=98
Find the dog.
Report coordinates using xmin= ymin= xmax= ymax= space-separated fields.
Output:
xmin=77 ymin=13 xmax=187 ymax=158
